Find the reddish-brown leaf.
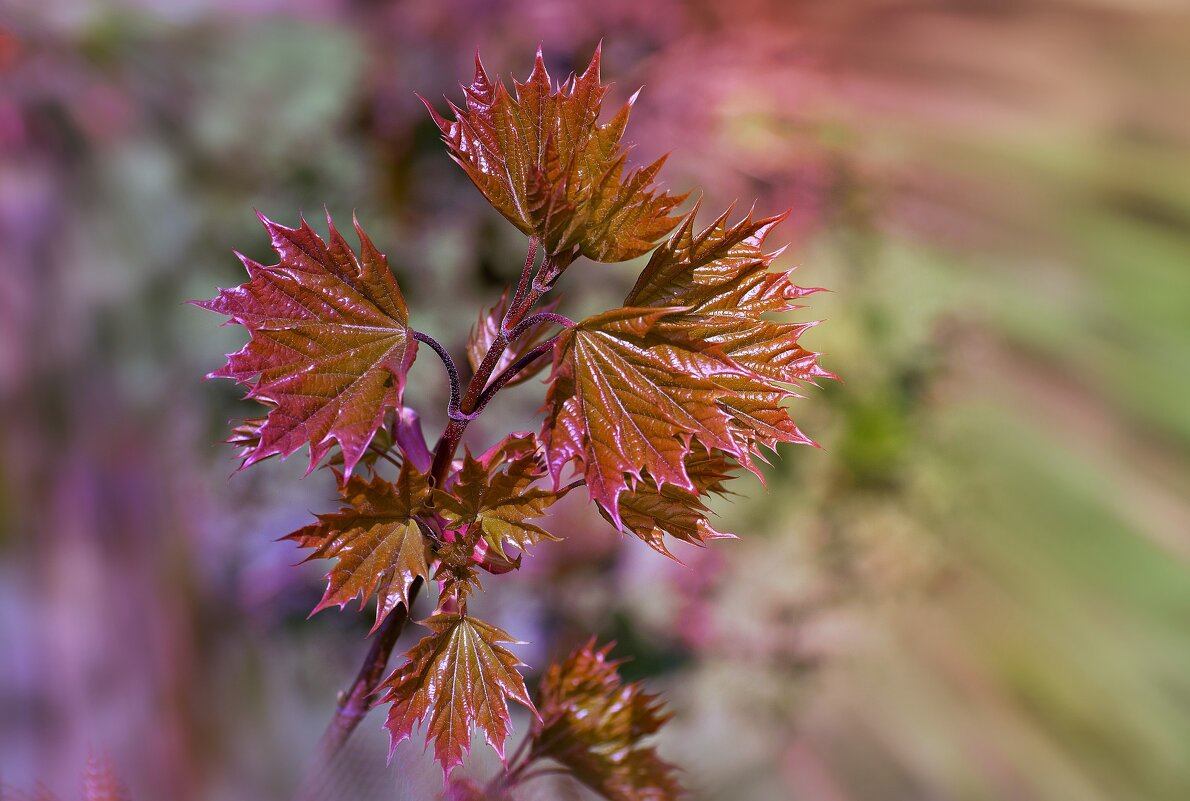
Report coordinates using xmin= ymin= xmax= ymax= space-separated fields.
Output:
xmin=466 ymin=291 xmax=557 ymax=388
xmin=198 ymin=212 xmax=416 ymax=475
xmin=437 ymin=441 xmax=567 ymax=561
xmin=541 ymin=306 xmax=745 ymax=524
xmin=284 ymin=462 xmax=431 ymax=631
xmin=627 ymin=203 xmax=833 ymax=459
xmin=607 ymin=449 xmax=736 ymax=558
xmin=378 ymin=613 xmax=536 ymax=777
xmin=542 ymin=205 xmax=831 ymax=537
xmin=424 ymin=47 xmax=685 ymax=262
xmin=534 ymin=641 xmax=682 ymax=801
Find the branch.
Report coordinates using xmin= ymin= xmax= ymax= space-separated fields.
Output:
xmin=316 ymin=579 xmax=423 ymax=760
xmin=473 ymin=335 xmax=562 ymax=414
xmin=428 ymin=244 xmax=575 ymax=487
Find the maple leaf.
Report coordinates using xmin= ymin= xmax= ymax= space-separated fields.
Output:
xmin=626 ymin=203 xmax=833 ymax=457
xmin=533 ymin=641 xmax=682 ymax=801
xmin=284 ymin=462 xmax=431 ymax=631
xmin=436 ymin=439 xmax=567 ymax=561
xmin=424 ymin=46 xmax=685 ymax=262
xmin=608 ymin=449 xmax=736 ymax=558
xmin=197 ymin=212 xmax=416 ymax=475
xmin=466 ymin=290 xmax=557 ymax=388
xmin=378 ymin=613 xmax=536 ymax=777
xmin=542 ymin=205 xmax=831 ymax=535
xmin=541 ymin=306 xmax=745 ymax=523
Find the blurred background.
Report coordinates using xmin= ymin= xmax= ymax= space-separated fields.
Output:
xmin=2 ymin=1 xmax=1189 ymax=799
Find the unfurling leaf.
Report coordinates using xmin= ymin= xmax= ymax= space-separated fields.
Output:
xmin=466 ymin=291 xmax=557 ymax=388
xmin=378 ymin=613 xmax=536 ymax=777
xmin=198 ymin=213 xmax=416 ymax=475
xmin=424 ymin=47 xmax=684 ymax=262
xmin=437 ymin=436 xmax=567 ymax=561
xmin=285 ymin=462 xmax=431 ymax=631
xmin=542 ymin=205 xmax=830 ymax=549
xmin=534 ymin=641 xmax=682 ymax=801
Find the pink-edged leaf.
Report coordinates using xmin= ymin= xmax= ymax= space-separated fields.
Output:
xmin=197 ymin=212 xmax=416 ymax=474
xmin=378 ymin=613 xmax=536 ymax=778
xmin=425 ymin=47 xmax=685 ymax=262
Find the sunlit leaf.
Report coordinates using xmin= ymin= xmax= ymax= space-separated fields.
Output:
xmin=379 ymin=613 xmax=536 ymax=777
xmin=541 ymin=306 xmax=744 ymax=524
xmin=197 ymin=212 xmax=416 ymax=474
xmin=284 ymin=462 xmax=431 ymax=630
xmin=424 ymin=47 xmax=684 ymax=262
xmin=543 ymin=205 xmax=830 ymax=537
xmin=628 ymin=203 xmax=832 ymax=457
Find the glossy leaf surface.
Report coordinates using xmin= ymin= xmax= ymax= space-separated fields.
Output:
xmin=436 ymin=441 xmax=565 ymax=561
xmin=198 ymin=213 xmax=415 ymax=474
xmin=543 ymin=205 xmax=830 ymax=540
xmin=424 ymin=47 xmax=684 ymax=262
xmin=541 ymin=306 xmax=743 ymax=524
xmin=379 ymin=613 xmax=535 ymax=776
xmin=534 ymin=641 xmax=681 ymax=801
xmin=627 ymin=205 xmax=830 ymax=452
xmin=284 ymin=463 xmax=431 ymax=630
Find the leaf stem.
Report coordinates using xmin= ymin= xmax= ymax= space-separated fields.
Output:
xmin=472 ymin=335 xmax=562 ymax=414
xmin=411 ymin=330 xmax=464 ymax=420
xmin=508 ymin=311 xmax=575 ymax=341
xmin=507 ymin=236 xmax=538 ymax=323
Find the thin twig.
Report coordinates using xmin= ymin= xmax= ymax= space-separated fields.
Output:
xmin=368 ymin=442 xmax=402 ymax=470
xmin=507 ymin=237 xmax=538 ymax=326
xmin=508 ymin=311 xmax=575 ymax=341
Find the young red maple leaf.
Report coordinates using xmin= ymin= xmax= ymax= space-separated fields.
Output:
xmin=423 ymin=45 xmax=685 ymax=262
xmin=377 ymin=613 xmax=537 ymax=777
xmin=533 ymin=640 xmax=682 ymax=801
xmin=542 ymin=204 xmax=832 ymax=549
xmin=197 ymin=212 xmax=416 ymax=475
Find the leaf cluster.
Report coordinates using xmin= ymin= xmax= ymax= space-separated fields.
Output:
xmin=198 ymin=45 xmax=831 ymax=795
